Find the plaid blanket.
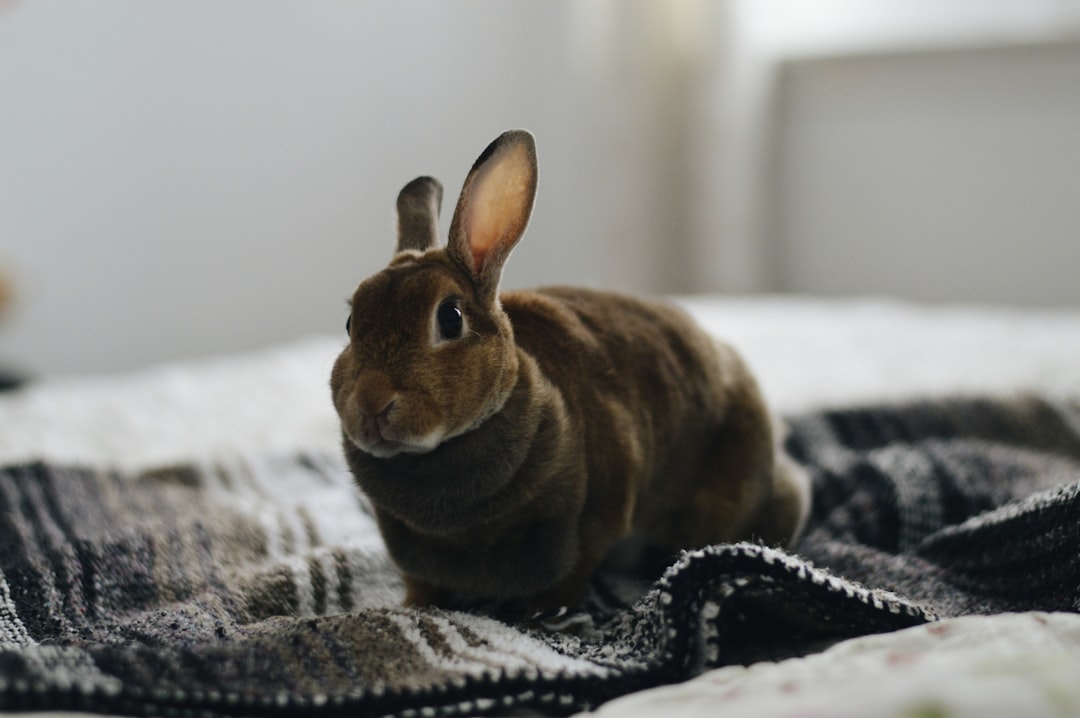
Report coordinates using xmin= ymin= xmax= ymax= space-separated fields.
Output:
xmin=2 ymin=395 xmax=1079 ymax=717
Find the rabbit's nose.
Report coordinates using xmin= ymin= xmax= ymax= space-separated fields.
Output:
xmin=364 ymin=398 xmax=396 ymax=421
xmin=360 ymin=399 xmax=396 ymax=443
xmin=355 ymin=371 xmax=397 ymax=417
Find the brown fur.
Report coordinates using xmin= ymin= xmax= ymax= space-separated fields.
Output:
xmin=330 ymin=130 xmax=809 ymax=614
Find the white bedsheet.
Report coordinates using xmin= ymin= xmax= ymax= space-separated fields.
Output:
xmin=4 ymin=295 xmax=1080 ymax=718
xmin=588 ymin=612 xmax=1080 ymax=718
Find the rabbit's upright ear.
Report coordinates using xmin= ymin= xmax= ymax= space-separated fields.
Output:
xmin=447 ymin=130 xmax=537 ymax=293
xmin=396 ymin=176 xmax=444 ymax=254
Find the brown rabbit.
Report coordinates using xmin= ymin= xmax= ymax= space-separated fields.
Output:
xmin=331 ymin=130 xmax=809 ymax=616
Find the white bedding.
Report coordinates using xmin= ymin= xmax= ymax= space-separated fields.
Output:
xmin=4 ymin=295 xmax=1080 ymax=718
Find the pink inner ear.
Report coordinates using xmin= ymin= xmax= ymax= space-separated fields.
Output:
xmin=463 ymin=144 xmax=533 ymax=274
xmin=470 ymin=241 xmax=489 ymax=273
xmin=467 ymin=195 xmax=502 ymax=271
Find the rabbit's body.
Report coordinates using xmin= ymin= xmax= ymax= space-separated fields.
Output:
xmin=332 ymin=131 xmax=809 ymax=614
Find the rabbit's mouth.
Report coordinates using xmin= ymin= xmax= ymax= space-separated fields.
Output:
xmin=353 ymin=435 xmax=403 ymax=459
xmin=348 ymin=419 xmax=403 ymax=458
xmin=346 ymin=419 xmax=444 ymax=459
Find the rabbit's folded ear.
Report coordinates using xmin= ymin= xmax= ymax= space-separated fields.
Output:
xmin=447 ymin=130 xmax=537 ymax=293
xmin=396 ymin=176 xmax=444 ymax=254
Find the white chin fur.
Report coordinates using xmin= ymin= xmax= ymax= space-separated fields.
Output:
xmin=348 ymin=426 xmax=445 ymax=459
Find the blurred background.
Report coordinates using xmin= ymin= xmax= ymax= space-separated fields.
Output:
xmin=2 ymin=0 xmax=1080 ymax=376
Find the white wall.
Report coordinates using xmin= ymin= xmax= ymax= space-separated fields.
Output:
xmin=3 ymin=1 xmax=1080 ymax=376
xmin=1 ymin=0 xmax=708 ymax=375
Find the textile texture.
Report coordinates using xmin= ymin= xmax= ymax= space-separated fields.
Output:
xmin=2 ymin=396 xmax=1079 ymax=716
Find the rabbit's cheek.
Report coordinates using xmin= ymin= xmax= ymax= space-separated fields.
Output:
xmin=392 ymin=394 xmax=448 ymax=451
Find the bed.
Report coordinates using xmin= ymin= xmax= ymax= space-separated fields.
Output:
xmin=3 ymin=295 xmax=1080 ymax=718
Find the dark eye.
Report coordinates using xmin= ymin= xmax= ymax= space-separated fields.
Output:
xmin=345 ymin=314 xmax=352 ymax=335
xmin=436 ymin=300 xmax=463 ymax=340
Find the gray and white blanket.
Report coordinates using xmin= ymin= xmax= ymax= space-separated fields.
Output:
xmin=2 ymin=395 xmax=1079 ymax=717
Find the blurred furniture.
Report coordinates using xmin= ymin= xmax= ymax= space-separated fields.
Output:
xmin=766 ymin=40 xmax=1080 ymax=306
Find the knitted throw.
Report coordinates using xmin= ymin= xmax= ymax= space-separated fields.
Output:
xmin=2 ymin=396 xmax=1079 ymax=716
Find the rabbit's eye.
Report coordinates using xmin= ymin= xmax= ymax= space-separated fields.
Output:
xmin=436 ymin=300 xmax=464 ymax=341
xmin=345 ymin=314 xmax=352 ymax=335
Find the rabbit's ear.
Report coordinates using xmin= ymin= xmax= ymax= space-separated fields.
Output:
xmin=447 ymin=130 xmax=537 ymax=292
xmin=396 ymin=176 xmax=444 ymax=254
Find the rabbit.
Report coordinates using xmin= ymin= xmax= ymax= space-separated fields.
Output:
xmin=330 ymin=129 xmax=810 ymax=617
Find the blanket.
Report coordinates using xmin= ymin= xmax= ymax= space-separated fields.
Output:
xmin=2 ymin=395 xmax=1079 ymax=717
